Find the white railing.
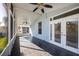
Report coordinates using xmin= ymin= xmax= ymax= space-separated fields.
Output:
xmin=0 ymin=34 xmax=17 ymax=56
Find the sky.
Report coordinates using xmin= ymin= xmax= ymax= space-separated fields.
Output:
xmin=0 ymin=3 xmax=7 ymax=26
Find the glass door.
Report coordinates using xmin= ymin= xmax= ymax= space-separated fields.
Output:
xmin=66 ymin=19 xmax=78 ymax=49
xmin=53 ymin=20 xmax=62 ymax=45
xmin=53 ymin=18 xmax=79 ymax=54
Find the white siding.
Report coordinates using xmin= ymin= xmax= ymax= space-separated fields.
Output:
xmin=31 ymin=14 xmax=50 ymax=41
xmin=31 ymin=4 xmax=79 ymax=42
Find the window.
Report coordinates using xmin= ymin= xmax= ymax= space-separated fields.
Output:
xmin=38 ymin=22 xmax=42 ymax=34
xmin=54 ymin=23 xmax=61 ymax=43
xmin=22 ymin=27 xmax=29 ymax=34
xmin=66 ymin=21 xmax=78 ymax=48
xmin=0 ymin=4 xmax=8 ymax=53
xmin=27 ymin=27 xmax=29 ymax=33
xmin=22 ymin=27 xmax=27 ymax=34
xmin=50 ymin=18 xmax=52 ymax=21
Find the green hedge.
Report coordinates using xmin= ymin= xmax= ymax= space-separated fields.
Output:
xmin=0 ymin=36 xmax=8 ymax=53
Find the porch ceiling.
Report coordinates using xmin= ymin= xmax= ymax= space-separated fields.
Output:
xmin=13 ymin=3 xmax=74 ymax=25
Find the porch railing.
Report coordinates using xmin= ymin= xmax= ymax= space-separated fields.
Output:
xmin=0 ymin=34 xmax=17 ymax=56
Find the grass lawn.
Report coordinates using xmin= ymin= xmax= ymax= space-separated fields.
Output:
xmin=0 ymin=36 xmax=8 ymax=53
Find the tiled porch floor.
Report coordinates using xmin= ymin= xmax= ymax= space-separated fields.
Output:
xmin=19 ymin=36 xmax=51 ymax=56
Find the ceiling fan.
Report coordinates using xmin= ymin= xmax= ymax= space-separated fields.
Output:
xmin=30 ymin=3 xmax=53 ymax=13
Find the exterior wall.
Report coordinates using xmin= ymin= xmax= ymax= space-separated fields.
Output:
xmin=31 ymin=14 xmax=50 ymax=41
xmin=31 ymin=4 xmax=79 ymax=42
xmin=31 ymin=4 xmax=79 ymax=55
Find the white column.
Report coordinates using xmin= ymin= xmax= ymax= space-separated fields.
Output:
xmin=61 ymin=20 xmax=66 ymax=48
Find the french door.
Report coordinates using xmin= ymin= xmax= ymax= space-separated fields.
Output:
xmin=65 ymin=19 xmax=78 ymax=49
xmin=53 ymin=18 xmax=79 ymax=54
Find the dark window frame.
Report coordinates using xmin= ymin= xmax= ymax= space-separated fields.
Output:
xmin=38 ymin=22 xmax=42 ymax=34
xmin=10 ymin=15 xmax=13 ymax=38
xmin=11 ymin=3 xmax=13 ymax=13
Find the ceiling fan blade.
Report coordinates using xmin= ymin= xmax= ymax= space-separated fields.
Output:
xmin=41 ymin=8 xmax=44 ymax=13
xmin=44 ymin=4 xmax=53 ymax=8
xmin=30 ymin=3 xmax=38 ymax=5
xmin=33 ymin=7 xmax=38 ymax=12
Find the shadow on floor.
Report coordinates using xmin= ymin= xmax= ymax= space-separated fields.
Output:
xmin=20 ymin=46 xmax=46 ymax=52
xmin=11 ymin=36 xmax=20 ymax=56
xmin=32 ymin=37 xmax=79 ymax=56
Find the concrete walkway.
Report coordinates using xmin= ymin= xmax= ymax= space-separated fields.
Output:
xmin=19 ymin=36 xmax=51 ymax=56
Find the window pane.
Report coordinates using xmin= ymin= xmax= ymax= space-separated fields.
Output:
xmin=22 ymin=27 xmax=27 ymax=34
xmin=22 ymin=27 xmax=29 ymax=34
xmin=27 ymin=27 xmax=29 ymax=33
xmin=66 ymin=21 xmax=78 ymax=48
xmin=54 ymin=23 xmax=61 ymax=43
xmin=0 ymin=4 xmax=8 ymax=53
xmin=50 ymin=18 xmax=52 ymax=21
xmin=38 ymin=22 xmax=42 ymax=34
